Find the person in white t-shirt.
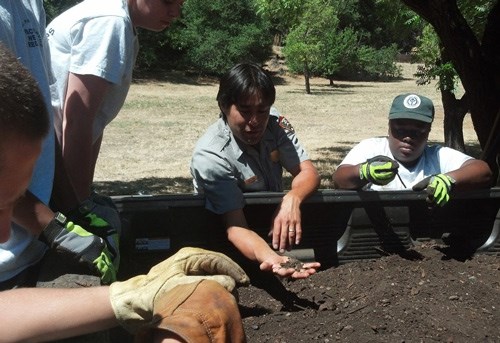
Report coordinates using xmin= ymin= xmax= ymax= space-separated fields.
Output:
xmin=333 ymin=93 xmax=492 ymax=207
xmin=46 ymin=0 xmax=184 ymax=216
xmin=0 ymin=41 xmax=247 ymax=343
xmin=0 ymin=0 xmax=118 ymax=288
xmin=46 ymin=0 xmax=184 ymax=273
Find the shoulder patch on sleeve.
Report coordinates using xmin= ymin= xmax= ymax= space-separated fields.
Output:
xmin=278 ymin=115 xmax=295 ymax=133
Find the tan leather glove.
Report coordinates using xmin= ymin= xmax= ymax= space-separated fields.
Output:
xmin=134 ymin=280 xmax=247 ymax=343
xmin=109 ymin=247 xmax=249 ymax=333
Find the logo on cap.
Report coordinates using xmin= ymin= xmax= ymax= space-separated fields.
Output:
xmin=403 ymin=94 xmax=421 ymax=109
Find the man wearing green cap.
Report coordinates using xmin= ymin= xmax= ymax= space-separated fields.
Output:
xmin=333 ymin=93 xmax=492 ymax=207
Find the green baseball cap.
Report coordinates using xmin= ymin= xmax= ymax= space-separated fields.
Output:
xmin=388 ymin=93 xmax=434 ymax=123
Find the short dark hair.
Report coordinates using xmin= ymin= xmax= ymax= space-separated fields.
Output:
xmin=0 ymin=42 xmax=49 ymax=141
xmin=216 ymin=62 xmax=276 ymax=112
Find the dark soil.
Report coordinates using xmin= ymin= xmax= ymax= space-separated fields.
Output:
xmin=238 ymin=242 xmax=500 ymax=342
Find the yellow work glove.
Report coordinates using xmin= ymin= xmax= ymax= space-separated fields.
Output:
xmin=412 ymin=174 xmax=456 ymax=207
xmin=109 ymin=247 xmax=249 ymax=333
xmin=42 ymin=212 xmax=116 ymax=284
xmin=359 ymin=155 xmax=400 ymax=185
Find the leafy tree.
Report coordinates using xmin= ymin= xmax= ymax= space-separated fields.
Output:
xmin=355 ymin=44 xmax=401 ymax=80
xmin=283 ymin=0 xmax=337 ymax=93
xmin=357 ymin=0 xmax=422 ymax=51
xmin=133 ymin=28 xmax=184 ymax=72
xmin=172 ymin=0 xmax=273 ymax=75
xmin=315 ymin=28 xmax=401 ymax=83
xmin=283 ymin=0 xmax=402 ymax=92
xmin=413 ymin=24 xmax=468 ymax=152
xmin=402 ymin=0 xmax=500 ymax=181
xmin=254 ymin=0 xmax=304 ymax=36
xmin=313 ymin=27 xmax=358 ymax=86
xmin=43 ymin=0 xmax=80 ymax=23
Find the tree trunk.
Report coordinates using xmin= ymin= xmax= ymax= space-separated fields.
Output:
xmin=480 ymin=108 xmax=500 ymax=185
xmin=304 ymin=61 xmax=311 ymax=94
xmin=440 ymin=89 xmax=467 ymax=152
xmin=401 ymin=0 xmax=500 ymax=178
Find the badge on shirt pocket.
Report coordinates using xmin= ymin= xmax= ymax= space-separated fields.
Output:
xmin=270 ymin=149 xmax=280 ymax=162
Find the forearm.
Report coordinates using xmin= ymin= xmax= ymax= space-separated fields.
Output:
xmin=447 ymin=159 xmax=493 ymax=191
xmin=227 ymin=226 xmax=276 ymax=263
xmin=333 ymin=164 xmax=367 ymax=189
xmin=12 ymin=192 xmax=54 ymax=236
xmin=288 ymin=165 xmax=320 ymax=201
xmin=0 ymin=286 xmax=117 ymax=342
xmin=61 ymin=111 xmax=94 ymax=203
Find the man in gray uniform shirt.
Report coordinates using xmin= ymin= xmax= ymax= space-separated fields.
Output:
xmin=191 ymin=63 xmax=321 ymax=302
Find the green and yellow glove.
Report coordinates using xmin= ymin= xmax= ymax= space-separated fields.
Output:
xmin=359 ymin=155 xmax=400 ymax=185
xmin=109 ymin=247 xmax=250 ymax=333
xmin=42 ymin=212 xmax=117 ymax=283
xmin=412 ymin=174 xmax=456 ymax=207
xmin=69 ymin=198 xmax=121 ymax=270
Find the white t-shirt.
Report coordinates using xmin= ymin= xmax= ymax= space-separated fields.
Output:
xmin=0 ymin=0 xmax=53 ymax=282
xmin=46 ymin=0 xmax=139 ymax=142
xmin=339 ymin=137 xmax=473 ymax=190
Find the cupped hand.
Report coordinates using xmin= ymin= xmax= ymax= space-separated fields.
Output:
xmin=259 ymin=254 xmax=320 ymax=279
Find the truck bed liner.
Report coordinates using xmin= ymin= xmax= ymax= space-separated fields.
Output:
xmin=112 ymin=188 xmax=500 ymax=278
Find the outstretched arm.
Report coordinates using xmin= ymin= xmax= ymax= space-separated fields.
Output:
xmin=0 ymin=246 xmax=245 ymax=343
xmin=0 ymin=286 xmax=117 ymax=342
xmin=271 ymin=160 xmax=320 ymax=252
xmin=223 ymin=209 xmax=320 ymax=279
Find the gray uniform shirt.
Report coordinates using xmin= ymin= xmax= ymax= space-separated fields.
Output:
xmin=191 ymin=111 xmax=310 ymax=214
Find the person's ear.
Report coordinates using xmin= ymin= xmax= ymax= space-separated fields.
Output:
xmin=218 ymin=103 xmax=229 ymax=118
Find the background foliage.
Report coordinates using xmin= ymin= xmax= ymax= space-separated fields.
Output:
xmin=43 ymin=0 xmax=415 ymax=79
xmin=43 ymin=0 xmax=500 ymax=180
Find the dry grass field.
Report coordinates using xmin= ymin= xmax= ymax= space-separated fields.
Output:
xmin=94 ymin=63 xmax=478 ymax=195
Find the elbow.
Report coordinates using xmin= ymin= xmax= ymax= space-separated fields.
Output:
xmin=476 ymin=159 xmax=494 ymax=187
xmin=313 ymin=171 xmax=321 ymax=189
xmin=461 ymin=160 xmax=495 ymax=189
xmin=482 ymin=165 xmax=494 ymax=187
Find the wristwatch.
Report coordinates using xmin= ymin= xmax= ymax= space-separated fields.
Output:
xmin=42 ymin=212 xmax=67 ymax=243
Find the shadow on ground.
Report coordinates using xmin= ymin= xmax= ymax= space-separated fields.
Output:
xmin=94 ymin=144 xmax=352 ymax=195
xmin=94 ymin=142 xmax=484 ymax=196
xmin=93 ymin=176 xmax=194 ymax=196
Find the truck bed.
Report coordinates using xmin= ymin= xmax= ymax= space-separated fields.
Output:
xmin=113 ymin=188 xmax=500 ymax=279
